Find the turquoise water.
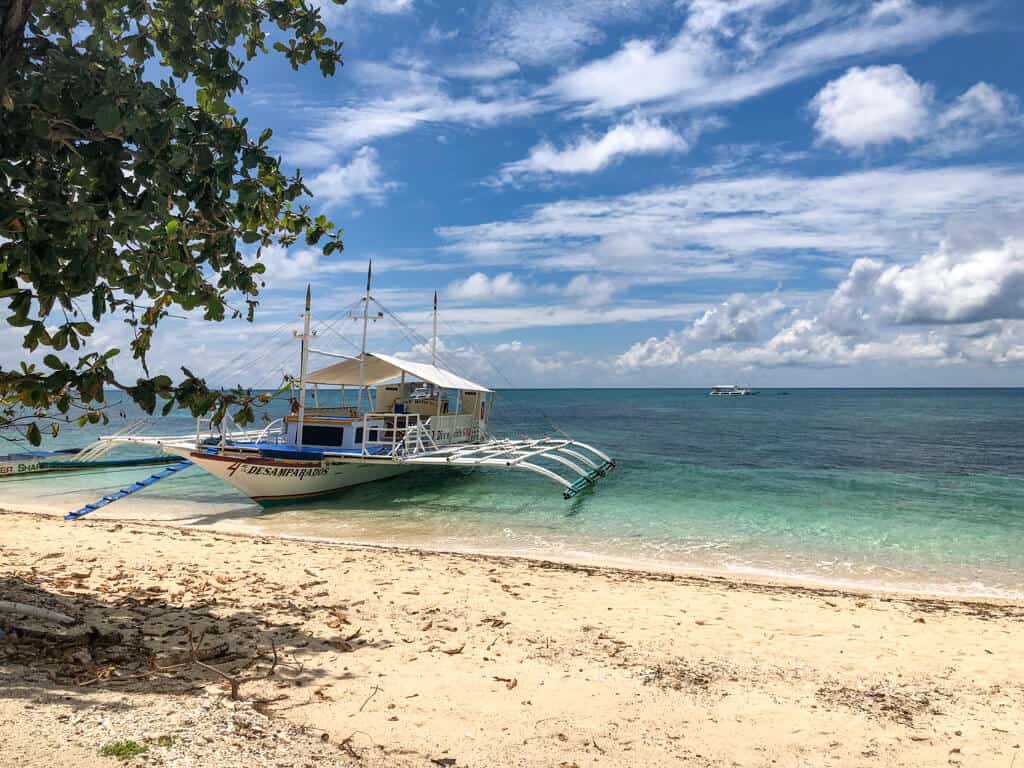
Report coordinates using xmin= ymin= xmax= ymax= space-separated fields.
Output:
xmin=3 ymin=388 xmax=1023 ymax=597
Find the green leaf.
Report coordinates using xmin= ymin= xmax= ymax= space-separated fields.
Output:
xmin=94 ymin=101 xmax=122 ymax=133
xmin=0 ymin=0 xmax=345 ymax=438
xmin=26 ymin=423 xmax=41 ymax=446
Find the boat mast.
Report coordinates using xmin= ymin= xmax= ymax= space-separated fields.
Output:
xmin=431 ymin=290 xmax=438 ymax=366
xmin=433 ymin=290 xmax=442 ymax=424
xmin=296 ymin=285 xmax=312 ymax=449
xmin=358 ymin=261 xmax=372 ymax=413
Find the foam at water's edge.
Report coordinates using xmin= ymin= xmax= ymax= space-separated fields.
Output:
xmin=232 ymin=517 xmax=1024 ymax=602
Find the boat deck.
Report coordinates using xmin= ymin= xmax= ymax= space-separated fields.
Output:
xmin=209 ymin=441 xmax=397 ymax=459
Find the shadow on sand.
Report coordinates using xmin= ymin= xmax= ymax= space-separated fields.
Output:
xmin=0 ymin=572 xmax=386 ymax=708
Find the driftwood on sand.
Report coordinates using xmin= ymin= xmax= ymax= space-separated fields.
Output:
xmin=0 ymin=600 xmax=76 ymax=625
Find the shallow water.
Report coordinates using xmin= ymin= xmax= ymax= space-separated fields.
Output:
xmin=4 ymin=388 xmax=1023 ymax=598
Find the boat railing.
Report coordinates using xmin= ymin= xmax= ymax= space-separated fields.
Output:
xmin=193 ymin=413 xmax=264 ymax=448
xmin=358 ymin=413 xmax=435 ymax=458
xmin=254 ymin=417 xmax=286 ymax=445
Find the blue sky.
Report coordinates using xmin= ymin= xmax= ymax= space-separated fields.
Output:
xmin=46 ymin=0 xmax=1024 ymax=387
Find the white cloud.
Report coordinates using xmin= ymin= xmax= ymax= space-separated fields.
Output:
xmin=287 ymin=66 xmax=540 ymax=167
xmin=387 ymin=301 xmax=704 ymax=335
xmin=931 ymin=82 xmax=1022 ymax=156
xmin=437 ymin=165 xmax=1024 ymax=283
xmin=496 ymin=116 xmax=694 ymax=184
xmin=686 ymin=293 xmax=786 ymax=342
xmin=480 ymin=0 xmax=671 ymax=66
xmin=447 ymin=272 xmax=527 ymax=302
xmin=811 ymin=65 xmax=931 ymax=150
xmin=364 ymin=0 xmax=414 ymax=12
xmin=253 ymin=245 xmax=328 ymax=285
xmin=313 ymin=0 xmax=413 ymax=22
xmin=616 ymin=238 xmax=1024 ymax=371
xmin=939 ymin=83 xmax=1016 ymax=130
xmin=564 ymin=274 xmax=617 ymax=306
xmin=444 ymin=59 xmax=520 ymax=80
xmin=551 ymin=37 xmax=713 ymax=112
xmin=548 ymin=0 xmax=974 ymax=115
xmin=825 ymin=238 xmax=1024 ymax=329
xmin=616 ymin=334 xmax=686 ymax=369
xmin=425 ymin=23 xmax=458 ymax=44
xmin=811 ymin=67 xmax=1022 ymax=154
xmin=306 ymin=147 xmax=396 ymax=208
xmin=399 ymin=337 xmax=579 ymax=385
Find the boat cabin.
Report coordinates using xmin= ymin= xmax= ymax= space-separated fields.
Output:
xmin=283 ymin=351 xmax=494 ymax=454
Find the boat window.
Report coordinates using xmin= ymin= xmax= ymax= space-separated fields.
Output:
xmin=302 ymin=425 xmax=344 ymax=447
xmin=368 ymin=429 xmax=379 ymax=443
xmin=355 ymin=427 xmax=364 ymax=444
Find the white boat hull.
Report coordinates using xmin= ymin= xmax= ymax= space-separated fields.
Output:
xmin=183 ymin=450 xmax=417 ymax=503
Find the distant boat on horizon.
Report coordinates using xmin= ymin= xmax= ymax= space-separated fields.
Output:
xmin=709 ymin=385 xmax=757 ymax=396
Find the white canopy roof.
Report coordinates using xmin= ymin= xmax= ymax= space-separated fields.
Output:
xmin=306 ymin=351 xmax=492 ymax=392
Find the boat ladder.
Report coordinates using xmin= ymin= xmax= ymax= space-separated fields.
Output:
xmin=64 ymin=459 xmax=194 ymax=521
xmin=401 ymin=437 xmax=615 ymax=499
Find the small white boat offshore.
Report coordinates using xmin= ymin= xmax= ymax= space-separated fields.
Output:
xmin=93 ymin=268 xmax=615 ymax=507
xmin=709 ymin=385 xmax=756 ymax=396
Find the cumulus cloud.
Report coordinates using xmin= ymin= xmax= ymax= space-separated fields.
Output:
xmin=931 ymin=82 xmax=1022 ymax=156
xmin=811 ymin=66 xmax=1022 ymax=154
xmin=306 ymin=147 xmax=397 ymax=208
xmin=447 ymin=272 xmax=527 ymax=302
xmin=686 ymin=293 xmax=786 ymax=342
xmin=496 ymin=116 xmax=698 ymax=184
xmin=616 ymin=334 xmax=687 ymax=369
xmin=811 ymin=65 xmax=931 ymax=150
xmin=825 ymin=238 xmax=1024 ymax=329
xmin=616 ymin=238 xmax=1024 ymax=370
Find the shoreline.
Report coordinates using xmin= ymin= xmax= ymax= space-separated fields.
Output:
xmin=9 ymin=505 xmax=1024 ymax=609
xmin=257 ymin=529 xmax=1024 ymax=604
xmin=3 ymin=507 xmax=1023 ymax=767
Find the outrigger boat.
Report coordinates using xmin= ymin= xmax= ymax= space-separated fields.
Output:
xmin=0 ymin=442 xmax=178 ymax=477
xmin=87 ymin=268 xmax=615 ymax=508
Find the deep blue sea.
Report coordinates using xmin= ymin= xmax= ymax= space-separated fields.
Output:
xmin=4 ymin=388 xmax=1023 ymax=597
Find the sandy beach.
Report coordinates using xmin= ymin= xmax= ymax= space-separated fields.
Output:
xmin=2 ymin=508 xmax=1022 ymax=768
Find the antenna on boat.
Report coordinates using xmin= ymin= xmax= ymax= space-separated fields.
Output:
xmin=432 ymin=289 xmax=438 ymax=367
xmin=295 ymin=285 xmax=313 ymax=449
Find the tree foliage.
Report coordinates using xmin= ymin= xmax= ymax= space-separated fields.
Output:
xmin=0 ymin=0 xmax=345 ymax=443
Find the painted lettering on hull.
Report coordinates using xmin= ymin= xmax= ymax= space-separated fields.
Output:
xmin=226 ymin=462 xmax=329 ymax=480
xmin=0 ymin=462 xmax=41 ymax=475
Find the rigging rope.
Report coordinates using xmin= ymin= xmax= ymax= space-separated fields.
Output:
xmin=370 ymin=298 xmax=570 ymax=440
